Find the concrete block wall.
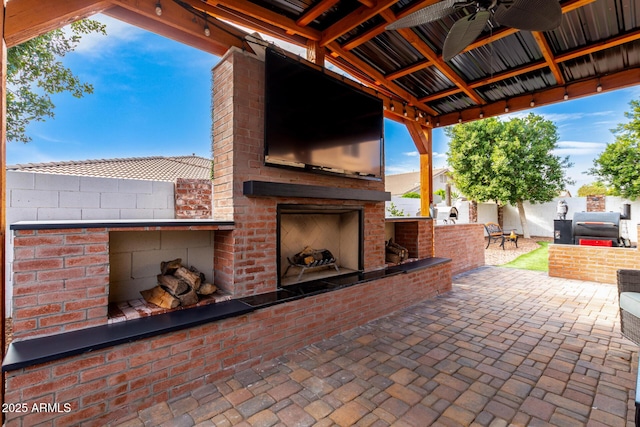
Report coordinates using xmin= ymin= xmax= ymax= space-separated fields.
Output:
xmin=5 ymin=172 xmax=176 ymax=312
xmin=109 ymin=230 xmax=215 ymax=302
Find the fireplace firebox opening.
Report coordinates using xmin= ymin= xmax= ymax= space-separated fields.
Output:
xmin=277 ymin=204 xmax=364 ymax=287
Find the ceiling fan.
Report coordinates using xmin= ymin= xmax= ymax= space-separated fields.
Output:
xmin=386 ymin=0 xmax=562 ymax=62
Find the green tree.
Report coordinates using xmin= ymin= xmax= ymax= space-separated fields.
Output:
xmin=589 ymin=100 xmax=640 ymax=200
xmin=401 ymin=192 xmax=421 ymax=198
xmin=446 ymin=113 xmax=573 ymax=238
xmin=7 ymin=19 xmax=106 ymax=143
xmin=577 ymin=182 xmax=611 ymax=197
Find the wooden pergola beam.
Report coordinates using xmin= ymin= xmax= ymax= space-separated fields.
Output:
xmin=319 ymin=0 xmax=397 ymax=47
xmin=4 ymin=0 xmax=110 ymax=47
xmin=386 ymin=60 xmax=432 ymax=81
xmin=532 ymin=31 xmax=564 ymax=85
xmin=296 ymin=0 xmax=340 ymax=27
xmin=107 ymin=1 xmax=247 ymax=57
xmin=435 ymin=67 xmax=640 ymax=127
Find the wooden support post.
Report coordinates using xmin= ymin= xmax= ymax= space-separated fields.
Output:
xmin=420 ymin=153 xmax=432 ymax=217
xmin=1 ymin=0 xmax=7 ymax=418
xmin=306 ymin=39 xmax=325 ymax=65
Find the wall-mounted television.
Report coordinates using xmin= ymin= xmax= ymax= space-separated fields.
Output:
xmin=264 ymin=48 xmax=384 ymax=180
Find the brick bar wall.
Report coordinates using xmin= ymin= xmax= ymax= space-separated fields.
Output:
xmin=4 ymin=261 xmax=451 ymax=427
xmin=393 ymin=219 xmax=434 ymax=259
xmin=434 ymin=224 xmax=485 ymax=277
xmin=587 ymin=195 xmax=606 ymax=212
xmin=211 ymin=48 xmax=387 ymax=297
xmin=11 ymin=228 xmax=109 ymax=340
xmin=548 ymin=226 xmax=640 ymax=284
xmin=174 ymin=178 xmax=212 ymax=219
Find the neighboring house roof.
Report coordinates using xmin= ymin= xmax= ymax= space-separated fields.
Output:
xmin=386 ymin=168 xmax=450 ymax=196
xmin=7 ymin=155 xmax=212 ymax=182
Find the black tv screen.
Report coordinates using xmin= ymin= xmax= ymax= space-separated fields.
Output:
xmin=264 ymin=48 xmax=384 ymax=180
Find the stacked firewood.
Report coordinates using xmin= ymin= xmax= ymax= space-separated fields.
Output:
xmin=140 ymin=258 xmax=217 ymax=309
xmin=385 ymin=239 xmax=408 ymax=264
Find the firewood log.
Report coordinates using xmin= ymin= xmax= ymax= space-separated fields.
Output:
xmin=157 ymin=274 xmax=189 ymax=296
xmin=160 ymin=258 xmax=183 ymax=275
xmin=141 ymin=286 xmax=180 ymax=309
xmin=178 ymin=287 xmax=199 ymax=306
xmin=197 ymin=283 xmax=217 ymax=296
xmin=174 ymin=267 xmax=201 ymax=291
xmin=189 ymin=266 xmax=206 ymax=283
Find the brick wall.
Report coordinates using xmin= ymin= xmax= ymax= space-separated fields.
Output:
xmin=392 ymin=219 xmax=434 ymax=259
xmin=12 ymin=228 xmax=110 ymax=340
xmin=174 ymin=178 xmax=212 ymax=219
xmin=211 ymin=48 xmax=387 ymax=298
xmin=548 ymin=225 xmax=640 ymax=284
xmin=587 ymin=195 xmax=606 ymax=212
xmin=434 ymin=223 xmax=485 ymax=277
xmin=4 ymin=261 xmax=451 ymax=427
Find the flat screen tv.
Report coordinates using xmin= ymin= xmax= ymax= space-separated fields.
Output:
xmin=264 ymin=48 xmax=384 ymax=180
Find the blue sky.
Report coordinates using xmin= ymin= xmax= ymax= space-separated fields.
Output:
xmin=7 ymin=14 xmax=640 ymax=194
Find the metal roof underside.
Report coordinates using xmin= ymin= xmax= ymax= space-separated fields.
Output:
xmin=194 ymin=0 xmax=640 ymax=127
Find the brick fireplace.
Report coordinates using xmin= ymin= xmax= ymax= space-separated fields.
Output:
xmin=2 ymin=47 xmax=452 ymax=426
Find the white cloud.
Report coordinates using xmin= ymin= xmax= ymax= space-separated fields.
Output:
xmin=553 ymin=140 xmax=607 ymax=156
xmin=403 ymin=151 xmax=419 ymax=157
xmin=66 ymin=14 xmax=145 ymax=58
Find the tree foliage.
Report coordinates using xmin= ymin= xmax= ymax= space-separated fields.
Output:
xmin=446 ymin=113 xmax=573 ymax=237
xmin=577 ymin=182 xmax=612 ymax=197
xmin=589 ymin=100 xmax=640 ymax=200
xmin=7 ymin=20 xmax=106 ymax=143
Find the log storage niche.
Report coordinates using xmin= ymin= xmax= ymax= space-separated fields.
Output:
xmin=141 ymin=258 xmax=217 ymax=309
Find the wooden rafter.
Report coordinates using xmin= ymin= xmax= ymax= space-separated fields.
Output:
xmin=532 ymin=31 xmax=564 ymax=85
xmin=386 ymin=60 xmax=432 ymax=81
xmin=319 ymin=0 xmax=397 ymax=47
xmin=296 ymin=0 xmax=340 ymax=27
xmin=109 ymin=0 xmax=248 ymax=56
xmin=210 ymin=0 xmax=321 ymax=40
xmin=179 ymin=0 xmax=308 ymax=47
xmin=4 ymin=0 xmax=110 ymax=47
xmin=340 ymin=0 xmax=441 ymax=51
xmin=436 ymin=67 xmax=640 ymax=127
xmin=328 ymin=41 xmax=439 ymax=117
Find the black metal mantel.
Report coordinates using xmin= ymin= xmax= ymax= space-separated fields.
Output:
xmin=243 ymin=181 xmax=391 ymax=202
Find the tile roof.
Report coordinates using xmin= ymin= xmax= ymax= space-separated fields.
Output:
xmin=7 ymin=155 xmax=212 ymax=182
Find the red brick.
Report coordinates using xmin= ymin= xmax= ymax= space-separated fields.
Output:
xmin=13 ymin=258 xmax=63 ymax=272
xmin=14 ymin=235 xmax=63 ymax=247
xmin=14 ymin=303 xmax=62 ymax=320
xmin=22 ymin=374 xmax=78 ymax=400
xmin=65 ymin=232 xmax=108 ymax=245
xmin=36 ymin=266 xmax=85 ymax=281
xmin=53 ymin=355 xmax=106 ymax=377
xmin=65 ymin=297 xmax=107 ymax=311
xmin=36 ymin=245 xmax=85 ymax=258
xmin=40 ymin=311 xmax=86 ymax=327
xmin=80 ymin=360 xmax=128 ymax=382
xmin=65 ymin=254 xmax=109 ymax=267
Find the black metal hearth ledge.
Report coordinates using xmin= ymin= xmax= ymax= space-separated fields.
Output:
xmin=243 ymin=181 xmax=391 ymax=202
xmin=2 ymin=257 xmax=450 ymax=371
xmin=10 ymin=219 xmax=235 ymax=231
xmin=2 ymin=300 xmax=254 ymax=372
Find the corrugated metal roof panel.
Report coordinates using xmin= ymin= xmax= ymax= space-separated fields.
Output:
xmin=352 ymin=32 xmax=424 ymax=74
xmin=428 ymin=93 xmax=476 ymax=115
xmin=477 ymin=69 xmax=556 ymax=102
xmin=448 ymin=32 xmax=543 ymax=81
xmin=395 ymin=66 xmax=457 ymax=98
xmin=561 ymin=39 xmax=640 ymax=79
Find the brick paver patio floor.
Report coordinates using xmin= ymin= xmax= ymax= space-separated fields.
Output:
xmin=115 ymin=267 xmax=638 ymax=427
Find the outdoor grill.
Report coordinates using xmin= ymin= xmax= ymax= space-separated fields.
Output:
xmin=572 ymin=211 xmax=622 ymax=246
xmin=435 ymin=206 xmax=458 ymax=224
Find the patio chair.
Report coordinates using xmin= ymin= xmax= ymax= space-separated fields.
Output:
xmin=617 ymin=269 xmax=640 ymax=346
xmin=483 ymin=222 xmax=505 ymax=249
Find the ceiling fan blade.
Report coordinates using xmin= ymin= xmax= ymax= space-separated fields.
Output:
xmin=386 ymin=0 xmax=470 ymax=30
xmin=443 ymin=10 xmax=491 ymax=61
xmin=494 ymin=0 xmax=562 ymax=32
